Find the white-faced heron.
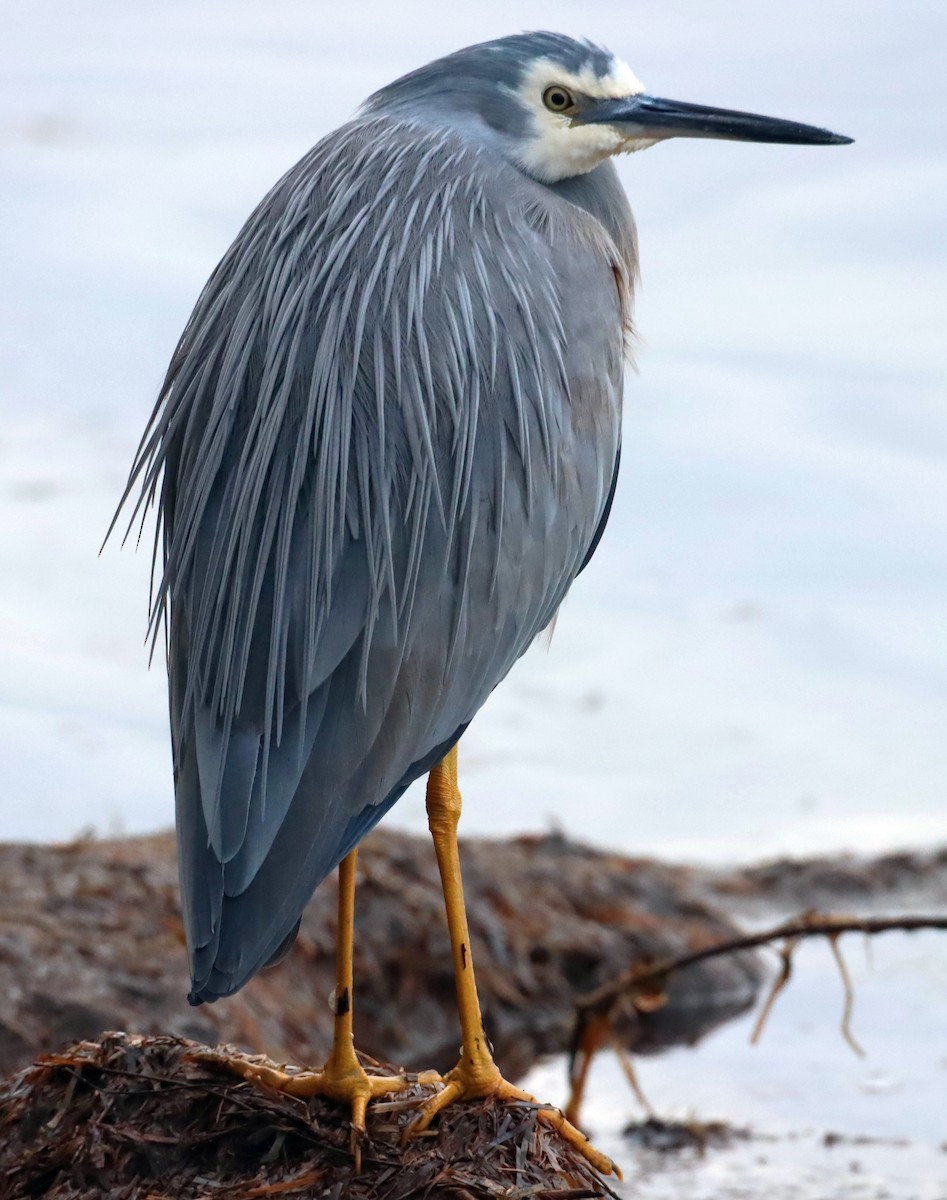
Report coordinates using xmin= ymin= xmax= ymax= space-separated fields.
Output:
xmin=116 ymin=31 xmax=851 ymax=1174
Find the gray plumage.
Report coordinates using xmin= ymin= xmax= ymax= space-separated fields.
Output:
xmin=116 ymin=32 xmax=849 ymax=1004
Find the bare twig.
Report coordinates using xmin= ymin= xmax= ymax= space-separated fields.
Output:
xmin=565 ymin=1014 xmax=610 ymax=1126
xmin=568 ymin=912 xmax=947 ymax=1119
xmin=749 ymin=936 xmax=798 ymax=1045
xmin=576 ymin=914 xmax=947 ymax=1019
xmin=610 ymin=1037 xmax=655 ymax=1118
xmin=827 ymin=933 xmax=865 ymax=1058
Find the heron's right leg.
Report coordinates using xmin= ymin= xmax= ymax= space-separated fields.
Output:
xmin=405 ymin=745 xmax=619 ymax=1178
xmin=198 ymin=849 xmax=430 ymax=1165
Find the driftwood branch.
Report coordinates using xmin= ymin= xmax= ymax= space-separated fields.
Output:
xmin=577 ymin=913 xmax=947 ymax=1014
xmin=566 ymin=913 xmax=947 ymax=1122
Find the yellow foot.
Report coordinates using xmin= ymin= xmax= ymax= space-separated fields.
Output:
xmin=407 ymin=1061 xmax=620 ymax=1179
xmin=194 ymin=1048 xmax=438 ymax=1170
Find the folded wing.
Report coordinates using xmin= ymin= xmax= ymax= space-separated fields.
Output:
xmin=119 ymin=116 xmax=630 ymax=1002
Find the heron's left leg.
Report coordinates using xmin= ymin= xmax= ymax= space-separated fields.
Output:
xmin=407 ymin=745 xmax=619 ymax=1178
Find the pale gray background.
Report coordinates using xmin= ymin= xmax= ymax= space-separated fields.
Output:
xmin=2 ymin=1 xmax=945 ymax=859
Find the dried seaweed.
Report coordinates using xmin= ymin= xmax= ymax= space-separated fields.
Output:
xmin=0 ymin=1033 xmax=619 ymax=1200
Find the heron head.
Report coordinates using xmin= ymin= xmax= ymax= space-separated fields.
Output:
xmin=366 ymin=32 xmax=852 ymax=184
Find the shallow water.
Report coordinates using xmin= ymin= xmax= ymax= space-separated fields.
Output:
xmin=523 ymin=931 xmax=947 ymax=1197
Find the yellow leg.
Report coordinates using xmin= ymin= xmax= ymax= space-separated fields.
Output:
xmin=407 ymin=745 xmax=619 ymax=1179
xmin=197 ymin=849 xmax=424 ymax=1167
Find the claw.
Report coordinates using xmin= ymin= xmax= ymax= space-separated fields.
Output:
xmin=404 ymin=1061 xmax=620 ymax=1178
xmin=193 ymin=1047 xmax=410 ymax=1170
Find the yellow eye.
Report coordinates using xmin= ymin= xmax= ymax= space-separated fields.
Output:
xmin=542 ymin=85 xmax=575 ymax=114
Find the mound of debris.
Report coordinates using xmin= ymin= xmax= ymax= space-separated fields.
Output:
xmin=0 ymin=1031 xmax=617 ymax=1200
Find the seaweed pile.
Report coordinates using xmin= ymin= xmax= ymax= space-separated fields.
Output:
xmin=0 ymin=1032 xmax=616 ymax=1199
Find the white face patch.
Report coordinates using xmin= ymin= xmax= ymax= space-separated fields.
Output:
xmin=512 ymin=54 xmax=655 ymax=183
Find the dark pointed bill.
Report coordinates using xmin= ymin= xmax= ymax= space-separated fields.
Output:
xmin=580 ymin=93 xmax=853 ymax=145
